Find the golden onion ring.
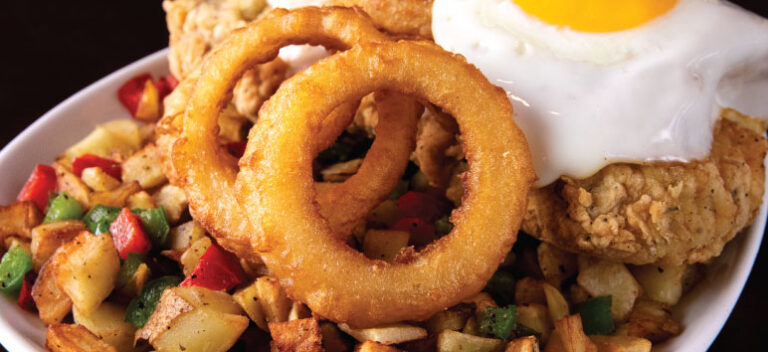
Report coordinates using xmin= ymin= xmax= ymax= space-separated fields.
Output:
xmin=235 ymin=41 xmax=536 ymax=327
xmin=171 ymin=7 xmax=419 ymax=259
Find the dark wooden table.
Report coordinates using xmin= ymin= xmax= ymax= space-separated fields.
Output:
xmin=1 ymin=1 xmax=767 ymax=351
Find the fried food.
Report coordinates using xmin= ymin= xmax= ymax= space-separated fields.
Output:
xmin=163 ymin=0 xmax=286 ymax=120
xmin=235 ymin=41 xmax=535 ymax=327
xmin=412 ymin=106 xmax=460 ymax=188
xmin=170 ymin=7 xmax=419 ymax=261
xmin=325 ymin=0 xmax=433 ymax=39
xmin=523 ymin=110 xmax=767 ymax=265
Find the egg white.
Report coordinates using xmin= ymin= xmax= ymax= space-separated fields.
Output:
xmin=433 ymin=0 xmax=768 ymax=186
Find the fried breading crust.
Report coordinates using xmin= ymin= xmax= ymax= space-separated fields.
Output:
xmin=163 ymin=0 xmax=287 ymax=120
xmin=328 ymin=0 xmax=433 ymax=39
xmin=523 ymin=111 xmax=767 ymax=265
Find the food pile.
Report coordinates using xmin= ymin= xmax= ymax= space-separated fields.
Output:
xmin=1 ymin=1 xmax=767 ymax=352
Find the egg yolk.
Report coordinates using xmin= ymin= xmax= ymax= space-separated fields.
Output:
xmin=513 ymin=0 xmax=677 ymax=32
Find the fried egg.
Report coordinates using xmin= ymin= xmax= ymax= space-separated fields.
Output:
xmin=433 ymin=0 xmax=768 ymax=186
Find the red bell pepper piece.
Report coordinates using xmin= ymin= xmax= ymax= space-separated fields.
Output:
xmin=17 ymin=164 xmax=57 ymax=211
xmin=109 ymin=208 xmax=152 ymax=259
xmin=155 ymin=74 xmax=179 ymax=98
xmin=72 ymin=154 xmax=122 ymax=180
xmin=226 ymin=141 xmax=248 ymax=158
xmin=397 ymin=191 xmax=444 ymax=222
xmin=17 ymin=272 xmax=37 ymax=313
xmin=392 ymin=217 xmax=436 ymax=247
xmin=118 ymin=73 xmax=153 ymax=117
xmin=180 ymin=243 xmax=244 ymax=291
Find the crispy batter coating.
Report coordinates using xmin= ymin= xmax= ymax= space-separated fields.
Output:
xmin=523 ymin=110 xmax=767 ymax=265
xmin=163 ymin=0 xmax=287 ymax=120
xmin=327 ymin=0 xmax=433 ymax=39
xmin=412 ymin=106 xmax=461 ymax=188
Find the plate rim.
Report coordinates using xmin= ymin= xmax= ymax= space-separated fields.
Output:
xmin=0 ymin=46 xmax=764 ymax=352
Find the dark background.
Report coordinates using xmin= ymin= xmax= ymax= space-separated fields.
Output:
xmin=0 ymin=1 xmax=767 ymax=351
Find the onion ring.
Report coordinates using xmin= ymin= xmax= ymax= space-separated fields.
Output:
xmin=235 ymin=41 xmax=536 ymax=327
xmin=171 ymin=7 xmax=419 ymax=259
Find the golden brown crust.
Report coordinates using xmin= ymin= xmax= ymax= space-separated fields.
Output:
xmin=523 ymin=111 xmax=767 ymax=265
xmin=412 ymin=107 xmax=460 ymax=188
xmin=269 ymin=318 xmax=324 ymax=352
xmin=329 ymin=0 xmax=433 ymax=39
xmin=236 ymin=41 xmax=534 ymax=327
xmin=168 ymin=8 xmax=419 ymax=264
xmin=163 ymin=0 xmax=286 ymax=120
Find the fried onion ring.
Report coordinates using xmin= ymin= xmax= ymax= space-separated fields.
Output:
xmin=171 ymin=7 xmax=419 ymax=259
xmin=235 ymin=41 xmax=536 ymax=327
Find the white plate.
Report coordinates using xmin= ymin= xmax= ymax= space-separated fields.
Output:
xmin=0 ymin=49 xmax=764 ymax=352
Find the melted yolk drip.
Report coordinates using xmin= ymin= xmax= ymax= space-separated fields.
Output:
xmin=513 ymin=0 xmax=678 ymax=32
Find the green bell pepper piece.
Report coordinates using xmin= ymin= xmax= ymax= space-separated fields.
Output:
xmin=125 ymin=275 xmax=182 ymax=328
xmin=82 ymin=204 xmax=121 ymax=234
xmin=43 ymin=193 xmax=84 ymax=223
xmin=0 ymin=247 xmax=33 ymax=293
xmin=573 ymin=296 xmax=614 ymax=335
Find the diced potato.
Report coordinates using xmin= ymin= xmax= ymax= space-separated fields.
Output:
xmin=569 ymin=285 xmax=591 ymax=306
xmin=253 ymin=276 xmax=291 ymax=324
xmin=101 ymin=119 xmax=142 ymax=148
xmin=73 ymin=302 xmax=137 ymax=352
xmin=53 ymin=231 xmax=120 ymax=315
xmin=90 ymin=181 xmax=142 ymax=208
xmin=463 ymin=292 xmax=499 ymax=314
xmin=289 ymin=302 xmax=311 ymax=321
xmin=0 ymin=201 xmax=43 ymax=241
xmin=577 ymin=259 xmax=642 ymax=321
xmin=54 ymin=163 xmax=91 ymax=208
xmin=320 ymin=322 xmax=350 ymax=352
xmin=426 ymin=308 xmax=471 ymax=334
xmin=180 ymin=236 xmax=212 ymax=276
xmin=134 ymin=79 xmax=161 ymax=122
xmin=81 ymin=166 xmax=121 ymax=191
xmin=517 ymin=304 xmax=552 ymax=343
xmin=127 ymin=190 xmax=156 ymax=210
xmin=218 ymin=105 xmax=248 ymax=143
xmin=32 ymin=258 xmax=72 ymax=325
xmin=31 ymin=220 xmax=86 ymax=271
xmin=321 ymin=159 xmax=363 ymax=182
xmin=614 ymin=299 xmax=681 ymax=343
xmin=505 ymin=336 xmax=540 ymax=352
xmin=356 ymin=341 xmax=404 ymax=352
xmin=463 ymin=317 xmax=480 ymax=336
xmin=60 ymin=119 xmax=141 ymax=166
xmin=169 ymin=220 xmax=207 ymax=251
xmin=544 ymin=315 xmax=597 ymax=352
xmin=269 ymin=318 xmax=323 ymax=352
xmin=630 ymin=264 xmax=685 ymax=306
xmin=542 ymin=282 xmax=570 ymax=323
xmin=588 ymin=335 xmax=651 ymax=352
xmin=46 ymin=323 xmax=118 ymax=352
xmin=117 ymin=262 xmax=151 ymax=298
xmin=363 ymin=229 xmax=410 ymax=262
xmin=152 ymin=184 xmax=188 ymax=224
xmin=152 ymin=306 xmax=248 ymax=352
xmin=122 ymin=144 xmax=167 ymax=188
xmin=538 ymin=243 xmax=577 ymax=288
xmin=367 ymin=200 xmax=401 ymax=227
xmin=137 ymin=286 xmax=248 ymax=352
xmin=516 ymin=277 xmax=546 ymax=306
xmin=436 ymin=329 xmax=503 ymax=352
xmin=339 ymin=323 xmax=427 ymax=345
